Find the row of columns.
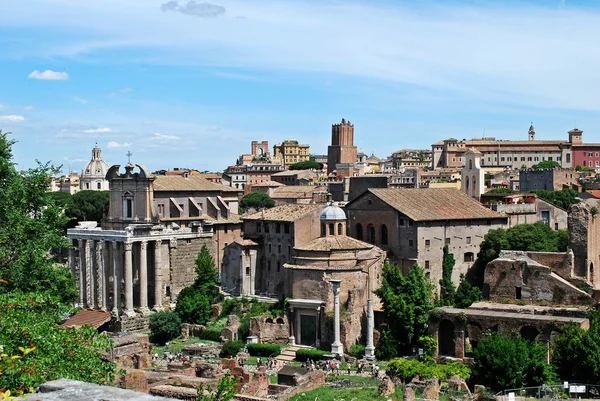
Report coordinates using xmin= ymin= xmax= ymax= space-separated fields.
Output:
xmin=70 ymin=239 xmax=164 ymax=316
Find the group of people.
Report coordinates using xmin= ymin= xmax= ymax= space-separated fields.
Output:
xmin=300 ymin=358 xmax=381 ymax=378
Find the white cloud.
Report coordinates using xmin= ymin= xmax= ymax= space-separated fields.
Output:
xmin=107 ymin=141 xmax=131 ymax=148
xmin=28 ymin=70 xmax=69 ymax=81
xmin=0 ymin=115 xmax=25 ymax=122
xmin=152 ymin=132 xmax=180 ymax=141
xmin=23 ymin=106 xmax=35 ymax=111
xmin=0 ymin=104 xmax=5 ymax=110
xmin=161 ymin=1 xmax=225 ymax=18
xmin=83 ymin=128 xmax=112 ymax=133
xmin=74 ymin=97 xmax=88 ymax=104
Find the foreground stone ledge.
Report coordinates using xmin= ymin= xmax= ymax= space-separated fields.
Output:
xmin=25 ymin=379 xmax=175 ymax=401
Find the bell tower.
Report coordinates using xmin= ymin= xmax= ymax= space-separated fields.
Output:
xmin=327 ymin=118 xmax=358 ymax=174
xmin=528 ymin=123 xmax=535 ymax=141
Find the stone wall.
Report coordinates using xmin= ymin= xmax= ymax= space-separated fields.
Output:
xmin=249 ymin=315 xmax=290 ymax=344
xmin=169 ymin=237 xmax=214 ymax=299
xmin=525 ymin=251 xmax=574 ymax=281
xmin=569 ymin=200 xmax=600 ymax=286
xmin=181 ymin=323 xmax=206 ymax=340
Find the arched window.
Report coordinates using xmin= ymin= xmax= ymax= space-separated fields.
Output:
xmin=356 ymin=223 xmax=363 ymax=240
xmin=380 ymin=224 xmax=388 ymax=245
xmin=97 ymin=182 xmax=101 ymax=190
xmin=367 ymin=224 xmax=376 ymax=244
xmin=329 ymin=223 xmax=334 ymax=235
xmin=465 ymin=179 xmax=469 ymax=193
xmin=85 ymin=182 xmax=90 ymax=189
xmin=123 ymin=191 xmax=134 ymax=219
xmin=469 ymin=159 xmax=473 ymax=170
xmin=337 ymin=223 xmax=343 ymax=235
xmin=321 ymin=223 xmax=326 ymax=237
xmin=246 ymin=266 xmax=250 ymax=275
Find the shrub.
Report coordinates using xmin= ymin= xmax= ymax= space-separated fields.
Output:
xmin=220 ymin=340 xmax=244 ymax=358
xmin=199 ymin=327 xmax=223 ymax=342
xmin=349 ymin=344 xmax=366 ymax=358
xmin=386 ymin=358 xmax=471 ymax=382
xmin=174 ymin=287 xmax=212 ymax=325
xmin=418 ymin=336 xmax=437 ymax=361
xmin=375 ymin=330 xmax=399 ymax=360
xmin=295 ymin=348 xmax=329 ymax=362
xmin=149 ymin=311 xmax=181 ymax=345
xmin=247 ymin=343 xmax=281 ymax=357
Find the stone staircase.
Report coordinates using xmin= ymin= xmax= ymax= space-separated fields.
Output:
xmin=275 ymin=346 xmax=299 ymax=363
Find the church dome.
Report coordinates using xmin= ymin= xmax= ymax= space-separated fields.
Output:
xmin=82 ymin=144 xmax=110 ymax=179
xmin=320 ymin=204 xmax=346 ymax=221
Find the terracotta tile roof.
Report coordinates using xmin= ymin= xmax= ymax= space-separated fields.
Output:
xmin=364 ymin=188 xmax=503 ymax=222
xmin=295 ymin=235 xmax=374 ymax=251
xmin=272 ymin=170 xmax=316 ymax=179
xmin=60 ymin=309 xmax=111 ymax=329
xmin=153 ymin=176 xmax=240 ymax=193
xmin=583 ymin=190 xmax=600 ymax=199
xmin=252 ymin=181 xmax=284 ymax=187
xmin=242 ymin=204 xmax=321 ymax=222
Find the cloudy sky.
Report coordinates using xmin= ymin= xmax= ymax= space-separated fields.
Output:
xmin=1 ymin=0 xmax=599 ymax=173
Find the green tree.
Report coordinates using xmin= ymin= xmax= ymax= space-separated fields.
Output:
xmin=454 ymin=274 xmax=481 ymax=308
xmin=0 ymin=131 xmax=76 ymax=303
xmin=438 ymin=246 xmax=456 ymax=306
xmin=375 ymin=262 xmax=434 ymax=355
xmin=530 ymin=189 xmax=579 ymax=210
xmin=196 ymin=373 xmax=238 ymax=401
xmin=239 ymin=192 xmax=275 ymax=211
xmin=531 ymin=160 xmax=561 ymax=170
xmin=0 ymin=290 xmax=117 ymax=393
xmin=474 ymin=333 xmax=555 ymax=391
xmin=487 ymin=188 xmax=514 ymax=194
xmin=65 ymin=190 xmax=110 ymax=228
xmin=149 ymin=311 xmax=182 ymax=345
xmin=288 ymin=160 xmax=323 ymax=170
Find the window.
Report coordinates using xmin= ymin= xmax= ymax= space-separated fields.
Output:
xmin=277 ymin=262 xmax=281 ymax=272
xmin=338 ymin=223 xmax=343 ymax=235
xmin=278 ymin=244 xmax=281 ymax=253
xmin=548 ymin=157 xmax=553 ymax=161
xmin=265 ymin=223 xmax=270 ymax=233
xmin=381 ymin=225 xmax=388 ymax=245
xmin=97 ymin=182 xmax=101 ymax=189
xmin=367 ymin=225 xmax=376 ymax=244
xmin=124 ymin=198 xmax=133 ymax=219
xmin=284 ymin=224 xmax=290 ymax=234
xmin=466 ymin=236 xmax=472 ymax=244
xmin=276 ymin=224 xmax=281 ymax=234
xmin=398 ymin=218 xmax=405 ymax=226
xmin=288 ymin=245 xmax=291 ymax=254
xmin=329 ymin=223 xmax=334 ymax=235
xmin=445 ymin=238 xmax=451 ymax=245
xmin=86 ymin=183 xmax=90 ymax=189
xmin=158 ymin=204 xmax=165 ymax=216
xmin=555 ymin=223 xmax=559 ymax=231
xmin=425 ymin=239 xmax=431 ymax=247
xmin=521 ymin=157 xmax=525 ymax=161
xmin=356 ymin=224 xmax=363 ymax=240
xmin=409 ymin=239 xmax=414 ymax=247
xmin=267 ymin=261 xmax=271 ymax=271
xmin=425 ymin=260 xmax=430 ymax=269
xmin=541 ymin=211 xmax=550 ymax=225
xmin=246 ymin=266 xmax=250 ymax=275
xmin=268 ymin=243 xmax=272 ymax=252
xmin=257 ymin=222 xmax=262 ymax=233
xmin=321 ymin=223 xmax=326 ymax=237
xmin=464 ymin=252 xmax=475 ymax=262
xmin=566 ymin=153 xmax=571 ymax=163
xmin=527 ymin=157 xmax=532 ymax=161
xmin=224 ymin=225 xmax=228 ymax=234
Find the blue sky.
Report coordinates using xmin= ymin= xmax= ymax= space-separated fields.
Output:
xmin=1 ymin=0 xmax=600 ymax=173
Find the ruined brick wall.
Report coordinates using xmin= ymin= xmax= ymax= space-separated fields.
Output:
xmin=525 ymin=251 xmax=573 ymax=281
xmin=569 ymin=200 xmax=600 ymax=286
xmin=169 ymin=237 xmax=215 ymax=299
xmin=249 ymin=315 xmax=290 ymax=344
xmin=107 ymin=333 xmax=152 ymax=369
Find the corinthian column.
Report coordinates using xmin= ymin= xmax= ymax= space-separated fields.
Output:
xmin=365 ymin=299 xmax=375 ymax=360
xmin=94 ymin=241 xmax=103 ymax=310
xmin=124 ymin=242 xmax=135 ymax=317
xmin=153 ymin=240 xmax=164 ymax=311
xmin=77 ymin=239 xmax=86 ymax=308
xmin=112 ymin=241 xmax=121 ymax=317
xmin=139 ymin=241 xmax=149 ymax=314
xmin=330 ymin=279 xmax=344 ymax=356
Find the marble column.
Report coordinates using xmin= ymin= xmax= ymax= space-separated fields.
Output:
xmin=86 ymin=240 xmax=95 ymax=309
xmin=68 ymin=247 xmax=76 ymax=277
xmin=77 ymin=239 xmax=86 ymax=308
xmin=94 ymin=241 xmax=103 ymax=310
xmin=288 ymin=307 xmax=296 ymax=346
xmin=330 ymin=279 xmax=343 ymax=356
xmin=111 ymin=241 xmax=121 ymax=316
xmin=124 ymin=242 xmax=135 ymax=317
xmin=153 ymin=240 xmax=164 ymax=311
xmin=102 ymin=242 xmax=110 ymax=311
xmin=365 ymin=299 xmax=375 ymax=360
xmin=139 ymin=241 xmax=150 ymax=314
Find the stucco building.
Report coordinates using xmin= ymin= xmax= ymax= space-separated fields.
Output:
xmin=80 ymin=144 xmax=110 ymax=191
xmin=272 ymin=140 xmax=310 ymax=168
xmin=481 ymin=193 xmax=568 ymax=230
xmin=519 ymin=168 xmax=579 ymax=192
xmin=345 ymin=188 xmax=507 ymax=287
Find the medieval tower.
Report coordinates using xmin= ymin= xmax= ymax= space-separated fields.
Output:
xmin=327 ymin=118 xmax=358 ymax=174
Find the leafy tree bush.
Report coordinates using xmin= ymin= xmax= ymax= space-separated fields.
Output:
xmin=348 ymin=344 xmax=366 ymax=359
xmin=418 ymin=336 xmax=438 ymax=361
xmin=487 ymin=188 xmax=515 ymax=194
xmin=375 ymin=329 xmax=399 ymax=360
xmin=175 ymin=287 xmax=212 ymax=325
xmin=531 ymin=160 xmax=561 ymax=170
xmin=239 ymin=192 xmax=275 ymax=210
xmin=220 ymin=340 xmax=244 ymax=358
xmin=200 ymin=327 xmax=223 ymax=342
xmin=295 ymin=348 xmax=329 ymax=362
xmin=386 ymin=358 xmax=471 ymax=382
xmin=530 ymin=189 xmax=579 ymax=210
xmin=0 ymin=132 xmax=77 ymax=304
xmin=575 ymin=165 xmax=594 ymax=172
xmin=375 ymin=262 xmax=434 ymax=355
xmin=0 ymin=291 xmax=116 ymax=393
xmin=474 ymin=333 xmax=555 ymax=391
xmin=246 ymin=343 xmax=281 ymax=357
xmin=438 ymin=246 xmax=456 ymax=306
xmin=149 ymin=311 xmax=182 ymax=345
xmin=196 ymin=372 xmax=238 ymax=401
xmin=454 ymin=274 xmax=481 ymax=308
xmin=67 ymin=190 xmax=110 ymax=228
xmin=289 ymin=160 xmax=323 ymax=170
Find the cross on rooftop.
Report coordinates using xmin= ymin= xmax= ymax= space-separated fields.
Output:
xmin=126 ymin=150 xmax=132 ymax=164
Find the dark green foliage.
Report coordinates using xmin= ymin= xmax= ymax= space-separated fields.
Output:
xmin=530 ymin=189 xmax=579 ymax=210
xmin=552 ymin=306 xmax=600 ymax=382
xmin=375 ymin=330 xmax=398 ymax=360
xmin=194 ymin=244 xmax=218 ymax=291
xmin=418 ymin=336 xmax=437 ymax=361
xmin=66 ymin=190 xmax=110 ymax=228
xmin=474 ymin=333 xmax=555 ymax=391
xmin=246 ymin=343 xmax=281 ymax=357
xmin=375 ymin=262 xmax=434 ymax=355
xmin=295 ymin=348 xmax=329 ymax=362
xmin=576 ymin=165 xmax=594 ymax=172
xmin=196 ymin=372 xmax=238 ymax=401
xmin=0 ymin=132 xmax=76 ymax=304
xmin=200 ymin=327 xmax=223 ymax=342
xmin=348 ymin=344 xmax=366 ymax=359
xmin=470 ymin=222 xmax=569 ymax=286
xmin=220 ymin=340 xmax=244 ymax=358
xmin=149 ymin=311 xmax=182 ymax=345
xmin=531 ymin=160 xmax=561 ymax=170
xmin=386 ymin=358 xmax=471 ymax=382
xmin=438 ymin=246 xmax=456 ymax=306
xmin=0 ymin=291 xmax=117 ymax=393
xmin=239 ymin=192 xmax=275 ymax=210
xmin=454 ymin=274 xmax=481 ymax=308
xmin=487 ymin=188 xmax=514 ymax=194
xmin=175 ymin=287 xmax=212 ymax=325
xmin=289 ymin=160 xmax=323 ymax=170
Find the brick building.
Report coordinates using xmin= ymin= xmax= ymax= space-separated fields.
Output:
xmin=345 ymin=188 xmax=507 ymax=287
xmin=327 ymin=119 xmax=358 ymax=175
xmin=246 ymin=163 xmax=284 ymax=187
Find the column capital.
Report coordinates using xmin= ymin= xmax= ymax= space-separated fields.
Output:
xmin=140 ymin=240 xmax=148 ymax=251
xmin=169 ymin=238 xmax=178 ymax=249
xmin=154 ymin=240 xmax=162 ymax=249
xmin=124 ymin=242 xmax=133 ymax=252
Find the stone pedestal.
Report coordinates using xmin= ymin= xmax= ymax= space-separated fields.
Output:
xmin=330 ymin=279 xmax=343 ymax=356
xmin=365 ymin=299 xmax=375 ymax=360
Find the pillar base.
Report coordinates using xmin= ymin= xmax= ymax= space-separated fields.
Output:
xmin=111 ymin=308 xmax=120 ymax=318
xmin=152 ymin=305 xmax=164 ymax=312
xmin=289 ymin=336 xmax=296 ymax=346
xmin=138 ymin=307 xmax=151 ymax=316
xmin=123 ymin=309 xmax=136 ymax=318
xmin=331 ymin=342 xmax=344 ymax=356
xmin=364 ymin=346 xmax=375 ymax=361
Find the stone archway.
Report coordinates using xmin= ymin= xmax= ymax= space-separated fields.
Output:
xmin=520 ymin=326 xmax=539 ymax=342
xmin=439 ymin=319 xmax=456 ymax=356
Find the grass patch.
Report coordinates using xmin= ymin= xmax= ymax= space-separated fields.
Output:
xmin=151 ymin=337 xmax=218 ymax=355
xmin=288 ymin=386 xmax=403 ymax=401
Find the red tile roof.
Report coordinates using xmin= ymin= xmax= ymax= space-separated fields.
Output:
xmin=60 ymin=309 xmax=112 ymax=329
